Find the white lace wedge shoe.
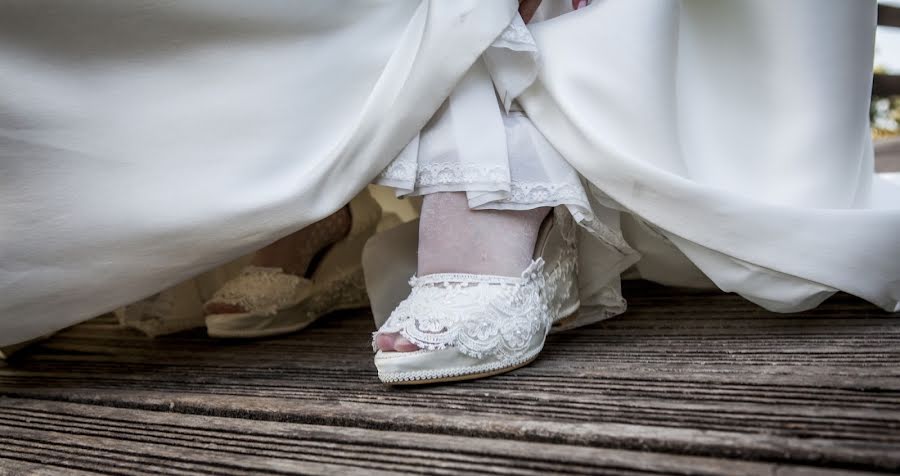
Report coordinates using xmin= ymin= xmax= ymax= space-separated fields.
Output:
xmin=204 ymin=191 xmax=381 ymax=338
xmin=373 ymin=207 xmax=579 ymax=385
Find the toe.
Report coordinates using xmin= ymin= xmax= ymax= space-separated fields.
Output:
xmin=375 ymin=333 xmax=397 ymax=352
xmin=375 ymin=333 xmax=421 ymax=352
xmin=393 ymin=335 xmax=421 ymax=352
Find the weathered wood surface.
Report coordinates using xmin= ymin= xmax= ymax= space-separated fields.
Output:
xmin=879 ymin=4 xmax=900 ymax=28
xmin=5 ymin=398 xmax=881 ymax=476
xmin=873 ymin=1 xmax=900 ymax=98
xmin=1 ymin=281 xmax=899 ymax=475
xmin=873 ymin=5 xmax=900 ymax=97
xmin=876 ymin=137 xmax=900 ymax=172
xmin=873 ymin=73 xmax=900 ymax=98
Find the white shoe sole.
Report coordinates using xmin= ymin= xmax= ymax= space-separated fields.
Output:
xmin=376 ymin=298 xmax=580 ymax=385
xmin=377 ymin=345 xmax=544 ymax=385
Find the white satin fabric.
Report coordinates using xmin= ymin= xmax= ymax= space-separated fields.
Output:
xmin=1 ymin=0 xmax=898 ymax=347
xmin=0 ymin=0 xmax=521 ymax=346
xmin=366 ymin=0 xmax=900 ymax=326
xmin=519 ymin=0 xmax=899 ymax=314
xmin=366 ymin=0 xmax=900 ymax=330
xmin=374 ymin=12 xmax=595 ymax=230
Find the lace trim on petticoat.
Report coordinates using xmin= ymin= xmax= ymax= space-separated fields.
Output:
xmin=374 ymin=259 xmax=552 ymax=360
xmin=377 ymin=161 xmax=633 ymax=260
xmin=417 ymin=162 xmax=509 ymax=188
xmin=485 ymin=14 xmax=541 ymax=112
xmin=507 ymin=181 xmax=588 ymax=207
xmin=492 ymin=14 xmax=537 ymax=51
xmin=376 ymin=147 xmax=418 ymax=186
xmin=379 ymin=162 xmax=593 ymax=209
xmin=377 ymin=160 xmax=511 ymax=191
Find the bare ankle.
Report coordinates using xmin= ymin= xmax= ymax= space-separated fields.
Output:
xmin=416 ymin=193 xmax=550 ymax=277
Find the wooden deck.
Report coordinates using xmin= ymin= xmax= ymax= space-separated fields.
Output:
xmin=2 ymin=281 xmax=898 ymax=475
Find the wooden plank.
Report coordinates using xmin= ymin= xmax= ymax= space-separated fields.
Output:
xmin=2 ymin=282 xmax=899 ymax=472
xmin=873 ymin=74 xmax=900 ymax=97
xmin=0 ymin=398 xmax=886 ymax=476
xmin=0 ymin=463 xmax=99 ymax=476
xmin=876 ymin=137 xmax=900 ymax=173
xmin=879 ymin=4 xmax=900 ymax=28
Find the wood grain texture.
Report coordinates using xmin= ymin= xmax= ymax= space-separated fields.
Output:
xmin=879 ymin=4 xmax=900 ymax=28
xmin=876 ymin=137 xmax=900 ymax=173
xmin=0 ymin=398 xmax=887 ymax=476
xmin=873 ymin=74 xmax=900 ymax=97
xmin=2 ymin=281 xmax=899 ymax=475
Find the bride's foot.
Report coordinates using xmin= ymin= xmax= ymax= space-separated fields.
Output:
xmin=372 ymin=193 xmax=579 ymax=384
xmin=204 ymin=207 xmax=351 ymax=315
xmin=204 ymin=190 xmax=381 ymax=338
xmin=252 ymin=208 xmax=351 ymax=277
xmin=375 ymin=192 xmax=550 ymax=352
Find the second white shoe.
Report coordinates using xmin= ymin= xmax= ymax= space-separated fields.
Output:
xmin=205 ymin=190 xmax=381 ymax=338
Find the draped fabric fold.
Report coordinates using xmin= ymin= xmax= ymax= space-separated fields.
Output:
xmin=0 ymin=0 xmax=520 ymax=346
xmin=1 ymin=0 xmax=897 ymax=348
xmin=365 ymin=0 xmax=898 ymax=327
xmin=519 ymin=0 xmax=899 ymax=313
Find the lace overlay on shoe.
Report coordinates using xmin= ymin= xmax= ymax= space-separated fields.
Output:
xmin=290 ymin=269 xmax=369 ymax=323
xmin=206 ymin=266 xmax=312 ymax=315
xmin=374 ymin=208 xmax=581 ymax=360
xmin=549 ymin=208 xmax=579 ymax=316
xmin=374 ymin=260 xmax=552 ymax=359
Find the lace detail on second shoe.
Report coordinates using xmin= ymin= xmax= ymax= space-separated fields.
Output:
xmin=374 ymin=259 xmax=553 ymax=359
xmin=205 ymin=266 xmax=312 ymax=315
xmin=288 ymin=268 xmax=370 ymax=322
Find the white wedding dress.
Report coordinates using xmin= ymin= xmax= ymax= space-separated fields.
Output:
xmin=1 ymin=0 xmax=897 ymax=347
